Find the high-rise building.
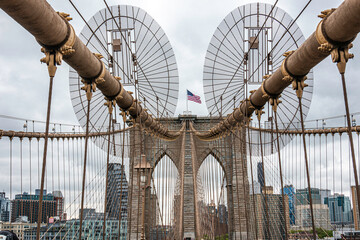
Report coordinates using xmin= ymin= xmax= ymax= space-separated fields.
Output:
xmin=257 ymin=162 xmax=265 ymax=192
xmin=319 ymin=189 xmax=331 ymax=204
xmin=324 ymin=193 xmax=353 ymax=226
xmin=0 ymin=192 xmax=11 ymax=222
xmin=249 ymin=181 xmax=261 ymax=195
xmin=295 ymin=204 xmax=331 ymax=230
xmin=52 ymin=191 xmax=65 ymax=220
xmin=251 ymin=193 xmax=289 ymax=240
xmin=106 ymin=163 xmax=128 ymax=221
xmin=23 ymin=219 xmax=121 ymax=239
xmin=105 ymin=163 xmax=128 ymax=238
xmin=296 ymin=187 xmax=322 ymax=205
xmin=295 ymin=188 xmax=333 ymax=230
xmin=217 ymin=204 xmax=228 ymax=225
xmin=11 ymin=190 xmax=63 ymax=223
xmin=283 ymin=185 xmax=295 ymax=225
xmin=80 ymin=208 xmax=104 ymax=220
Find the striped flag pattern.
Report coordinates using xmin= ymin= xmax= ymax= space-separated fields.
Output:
xmin=187 ymin=90 xmax=201 ymax=104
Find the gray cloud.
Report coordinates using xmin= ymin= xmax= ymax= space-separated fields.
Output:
xmin=1 ymin=0 xmax=360 ymax=213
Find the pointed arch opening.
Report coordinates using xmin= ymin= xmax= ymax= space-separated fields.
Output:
xmin=149 ymin=154 xmax=180 ymax=238
xmin=196 ymin=153 xmax=229 ymax=238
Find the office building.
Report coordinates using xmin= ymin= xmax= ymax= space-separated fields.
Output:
xmin=249 ymin=181 xmax=261 ymax=195
xmin=283 ymin=185 xmax=295 ymax=225
xmin=80 ymin=208 xmax=104 ymax=220
xmin=320 ymin=189 xmax=331 ymax=204
xmin=0 ymin=221 xmax=43 ymax=240
xmin=251 ymin=193 xmax=289 ymax=240
xmin=296 ymin=187 xmax=322 ymax=205
xmin=0 ymin=192 xmax=11 ymax=222
xmin=295 ymin=204 xmax=331 ymax=230
xmin=257 ymin=162 xmax=265 ymax=192
xmin=324 ymin=193 xmax=353 ymax=226
xmin=218 ymin=204 xmax=228 ymax=225
xmin=11 ymin=190 xmax=63 ymax=223
xmin=52 ymin=191 xmax=65 ymax=220
xmin=23 ymin=219 xmax=122 ymax=239
xmin=106 ymin=163 xmax=128 ymax=222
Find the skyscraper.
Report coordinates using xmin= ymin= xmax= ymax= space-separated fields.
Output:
xmin=52 ymin=191 xmax=65 ymax=220
xmin=257 ymin=162 xmax=264 ymax=192
xmin=251 ymin=193 xmax=289 ymax=239
xmin=283 ymin=185 xmax=295 ymax=225
xmin=11 ymin=190 xmax=63 ymax=223
xmin=0 ymin=192 xmax=11 ymax=222
xmin=249 ymin=181 xmax=261 ymax=195
xmin=295 ymin=204 xmax=331 ymax=230
xmin=324 ymin=193 xmax=353 ymax=226
xmin=106 ymin=163 xmax=128 ymax=224
xmin=295 ymin=187 xmax=321 ymax=205
xmin=319 ymin=189 xmax=331 ymax=204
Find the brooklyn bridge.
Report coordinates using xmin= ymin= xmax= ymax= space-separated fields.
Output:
xmin=0 ymin=0 xmax=360 ymax=239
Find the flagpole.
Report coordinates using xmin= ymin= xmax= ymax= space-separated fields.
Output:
xmin=186 ymin=90 xmax=189 ymax=113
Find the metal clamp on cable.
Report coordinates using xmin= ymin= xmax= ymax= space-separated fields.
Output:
xmin=39 ymin=12 xmax=76 ymax=77
xmin=249 ymin=89 xmax=265 ymax=122
xmin=104 ymin=98 xmax=116 ymax=115
xmin=80 ymin=54 xmax=107 ymax=101
xmin=316 ymin=8 xmax=355 ymax=74
xmin=331 ymin=43 xmax=354 ymax=74
xmin=261 ymin=74 xmax=280 ymax=101
xmin=248 ymin=90 xmax=264 ymax=112
xmin=316 ymin=8 xmax=356 ymax=54
xmin=269 ymin=95 xmax=282 ymax=113
xmin=281 ymin=50 xmax=308 ymax=98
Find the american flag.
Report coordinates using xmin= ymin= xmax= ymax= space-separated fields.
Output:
xmin=187 ymin=90 xmax=201 ymax=104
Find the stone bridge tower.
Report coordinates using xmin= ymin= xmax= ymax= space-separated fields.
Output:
xmin=128 ymin=115 xmax=251 ymax=239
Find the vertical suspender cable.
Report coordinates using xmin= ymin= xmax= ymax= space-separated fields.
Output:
xmin=232 ymin=131 xmax=243 ymax=240
xmin=118 ymin=116 xmax=127 ymax=240
xmin=29 ymin=138 xmax=33 ymax=225
xmin=298 ymin=97 xmax=317 ymax=240
xmin=239 ymin=128 xmax=250 ymax=239
xmin=36 ymin=71 xmax=55 ymax=240
xmin=20 ymin=138 xmax=23 ymax=217
xmin=339 ymin=72 xmax=360 ymax=219
xmin=247 ymin=126 xmax=258 ymax=239
xmin=103 ymin=109 xmax=113 ymax=240
xmin=79 ymin=98 xmax=91 ymax=240
xmin=257 ymin=118 xmax=270 ymax=239
xmin=273 ymin=105 xmax=288 ymax=240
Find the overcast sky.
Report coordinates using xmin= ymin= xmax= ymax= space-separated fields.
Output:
xmin=1 ymin=0 xmax=360 ymax=210
xmin=2 ymin=0 xmax=359 ymax=128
